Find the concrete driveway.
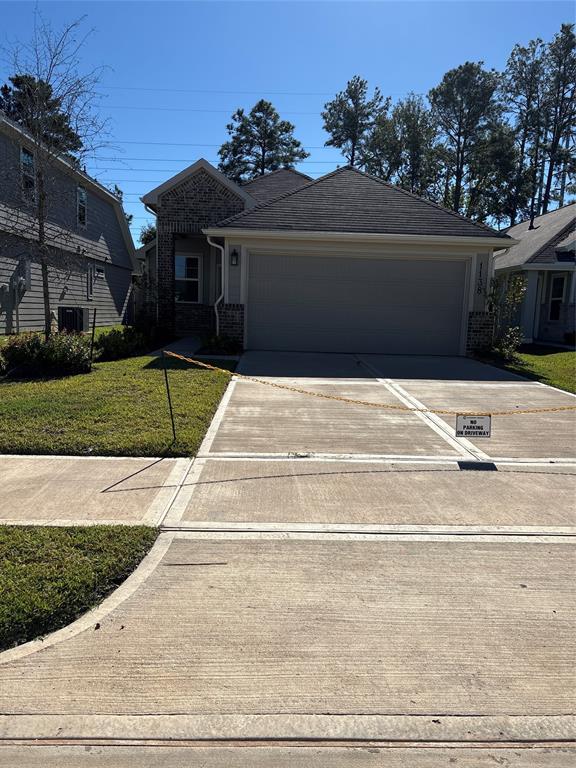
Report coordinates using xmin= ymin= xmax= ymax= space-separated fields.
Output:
xmin=169 ymin=351 xmax=576 ymax=532
xmin=0 ymin=352 xmax=574 ymax=762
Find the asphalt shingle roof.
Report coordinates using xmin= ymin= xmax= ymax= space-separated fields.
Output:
xmin=496 ymin=203 xmax=576 ymax=269
xmin=241 ymin=168 xmax=312 ymax=202
xmin=216 ymin=166 xmax=510 ymax=240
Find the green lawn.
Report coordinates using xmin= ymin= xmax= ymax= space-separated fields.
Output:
xmin=501 ymin=345 xmax=576 ymax=394
xmin=0 ymin=354 xmax=233 ymax=456
xmin=0 ymin=526 xmax=157 ymax=651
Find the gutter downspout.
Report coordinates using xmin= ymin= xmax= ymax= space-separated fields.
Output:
xmin=207 ymin=236 xmax=225 ymax=336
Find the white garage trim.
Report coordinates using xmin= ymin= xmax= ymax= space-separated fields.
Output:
xmin=204 ymin=227 xmax=515 ymax=249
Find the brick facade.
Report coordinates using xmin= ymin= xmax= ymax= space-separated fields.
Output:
xmin=218 ymin=303 xmax=245 ymax=346
xmin=175 ymin=303 xmax=215 ymax=337
xmin=156 ymin=169 xmax=245 ymax=333
xmin=466 ymin=311 xmax=494 ymax=355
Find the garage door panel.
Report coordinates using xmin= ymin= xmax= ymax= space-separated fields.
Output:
xmin=247 ymin=253 xmax=467 ymax=354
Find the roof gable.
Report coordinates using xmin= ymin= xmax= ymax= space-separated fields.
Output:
xmin=141 ymin=158 xmax=256 ymax=208
xmin=241 ymin=168 xmax=312 ymax=202
xmin=212 ymin=166 xmax=510 ymax=241
xmin=496 ymin=203 xmax=576 ymax=269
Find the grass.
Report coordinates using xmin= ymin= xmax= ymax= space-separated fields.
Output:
xmin=494 ymin=345 xmax=576 ymax=394
xmin=0 ymin=525 xmax=158 ymax=651
xmin=0 ymin=354 xmax=234 ymax=456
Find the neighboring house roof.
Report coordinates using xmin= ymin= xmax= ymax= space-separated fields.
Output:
xmin=209 ymin=166 xmax=512 ymax=242
xmin=241 ymin=168 xmax=312 ymax=202
xmin=495 ymin=203 xmax=576 ymax=269
xmin=141 ymin=158 xmax=257 ymax=209
xmin=0 ymin=112 xmax=136 ymax=266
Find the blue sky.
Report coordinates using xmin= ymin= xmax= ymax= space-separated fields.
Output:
xmin=1 ymin=1 xmax=573 ymax=242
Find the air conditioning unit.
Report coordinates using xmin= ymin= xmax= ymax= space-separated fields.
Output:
xmin=58 ymin=307 xmax=90 ymax=332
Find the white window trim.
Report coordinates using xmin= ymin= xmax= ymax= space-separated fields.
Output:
xmin=175 ymin=253 xmax=202 ymax=304
xmin=77 ymin=185 xmax=88 ymax=229
xmin=20 ymin=145 xmax=36 ymax=201
xmin=548 ymin=274 xmax=566 ymax=321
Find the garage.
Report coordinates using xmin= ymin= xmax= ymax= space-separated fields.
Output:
xmin=246 ymin=251 xmax=468 ymax=355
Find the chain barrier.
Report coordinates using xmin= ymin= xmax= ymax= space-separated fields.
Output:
xmin=164 ymin=350 xmax=576 ymax=418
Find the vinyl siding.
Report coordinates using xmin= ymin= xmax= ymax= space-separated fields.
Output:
xmin=0 ymin=238 xmax=132 ymax=334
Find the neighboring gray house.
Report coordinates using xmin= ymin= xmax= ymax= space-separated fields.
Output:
xmin=142 ymin=159 xmax=514 ymax=356
xmin=495 ymin=205 xmax=575 ymax=345
xmin=0 ymin=113 xmax=136 ymax=334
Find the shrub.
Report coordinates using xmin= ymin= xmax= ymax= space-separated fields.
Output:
xmin=486 ymin=274 xmax=527 ymax=361
xmin=0 ymin=332 xmax=92 ymax=377
xmin=94 ymin=326 xmax=147 ymax=361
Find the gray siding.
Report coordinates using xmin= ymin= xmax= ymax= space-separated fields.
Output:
xmin=0 ymin=128 xmax=133 ymax=271
xmin=0 ymin=237 xmax=132 ymax=333
xmin=0 ymin=125 xmax=134 ymax=332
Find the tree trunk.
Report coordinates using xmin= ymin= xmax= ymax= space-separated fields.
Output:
xmin=453 ymin=146 xmax=464 ymax=213
xmin=36 ymin=170 xmax=52 ymax=338
xmin=558 ymin=130 xmax=571 ymax=207
xmin=349 ymin=141 xmax=356 ymax=167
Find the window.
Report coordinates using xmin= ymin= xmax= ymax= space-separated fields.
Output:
xmin=175 ymin=254 xmax=201 ymax=303
xmin=87 ymin=260 xmax=95 ymax=300
xmin=20 ymin=147 xmax=35 ymax=200
xmin=549 ymin=275 xmax=565 ymax=321
xmin=77 ymin=185 xmax=87 ymax=227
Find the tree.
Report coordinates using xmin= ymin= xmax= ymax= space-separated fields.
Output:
xmin=139 ymin=222 xmax=157 ymax=245
xmin=429 ymin=62 xmax=500 ymax=213
xmin=540 ymin=23 xmax=576 ymax=213
xmin=502 ymin=38 xmax=547 ymax=225
xmin=1 ymin=14 xmax=107 ymax=338
xmin=362 ymin=94 xmax=443 ymax=200
xmin=465 ymin=121 xmax=522 ymax=225
xmin=322 ymin=76 xmax=387 ymax=166
xmin=110 ymin=185 xmax=133 ymax=226
xmin=218 ymin=99 xmax=308 ymax=183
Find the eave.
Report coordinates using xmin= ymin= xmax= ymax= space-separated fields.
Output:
xmin=202 ymin=227 xmax=517 ymax=249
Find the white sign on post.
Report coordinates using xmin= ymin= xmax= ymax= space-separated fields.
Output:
xmin=456 ymin=414 xmax=492 ymax=438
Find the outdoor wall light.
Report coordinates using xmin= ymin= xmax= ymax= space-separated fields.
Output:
xmin=230 ymin=248 xmax=240 ymax=266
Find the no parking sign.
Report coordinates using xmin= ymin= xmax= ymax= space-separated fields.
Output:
xmin=456 ymin=414 xmax=492 ymax=438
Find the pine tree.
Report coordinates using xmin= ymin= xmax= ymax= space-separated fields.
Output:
xmin=218 ymin=100 xmax=308 ymax=183
xmin=321 ymin=76 xmax=387 ymax=167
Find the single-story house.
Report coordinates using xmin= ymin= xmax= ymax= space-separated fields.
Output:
xmin=142 ymin=160 xmax=515 ymax=356
xmin=494 ymin=204 xmax=575 ymax=345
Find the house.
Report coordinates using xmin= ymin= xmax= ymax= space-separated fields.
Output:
xmin=142 ymin=159 xmax=514 ymax=356
xmin=0 ymin=112 xmax=136 ymax=335
xmin=494 ymin=205 xmax=575 ymax=345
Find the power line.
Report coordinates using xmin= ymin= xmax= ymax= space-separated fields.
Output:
xmin=106 ymin=105 xmax=320 ymax=115
xmin=110 ymin=140 xmax=332 ymax=149
xmin=89 ymin=156 xmax=337 ymax=163
xmin=101 ymin=85 xmax=423 ymax=97
xmin=91 ymin=163 xmax=337 ymax=171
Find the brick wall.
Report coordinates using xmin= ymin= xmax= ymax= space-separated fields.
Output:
xmin=219 ymin=303 xmax=245 ymax=346
xmin=466 ymin=311 xmax=494 ymax=355
xmin=156 ymin=169 xmax=245 ymax=332
xmin=175 ymin=303 xmax=215 ymax=337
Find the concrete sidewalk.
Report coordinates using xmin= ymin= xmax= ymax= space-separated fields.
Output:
xmin=0 ymin=455 xmax=189 ymax=525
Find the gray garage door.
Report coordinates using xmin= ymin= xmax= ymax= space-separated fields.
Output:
xmin=247 ymin=252 xmax=468 ymax=355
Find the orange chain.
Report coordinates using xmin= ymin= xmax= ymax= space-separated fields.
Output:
xmin=163 ymin=350 xmax=576 ymax=418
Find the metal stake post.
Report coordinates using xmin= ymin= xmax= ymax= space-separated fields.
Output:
xmin=162 ymin=350 xmax=177 ymax=443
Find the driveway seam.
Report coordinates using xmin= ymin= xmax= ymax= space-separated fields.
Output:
xmin=356 ymin=356 xmax=489 ymax=461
